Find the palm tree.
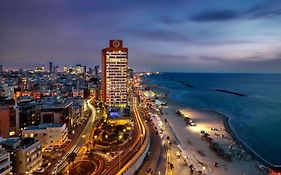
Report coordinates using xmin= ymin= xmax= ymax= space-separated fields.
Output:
xmin=67 ymin=152 xmax=77 ymax=166
xmin=88 ymin=151 xmax=94 ymax=160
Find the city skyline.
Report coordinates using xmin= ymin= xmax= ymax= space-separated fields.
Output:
xmin=1 ymin=0 xmax=281 ymax=73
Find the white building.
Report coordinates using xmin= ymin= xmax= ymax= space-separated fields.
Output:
xmin=0 ymin=145 xmax=12 ymax=175
xmin=22 ymin=123 xmax=68 ymax=147
xmin=0 ymin=138 xmax=42 ymax=174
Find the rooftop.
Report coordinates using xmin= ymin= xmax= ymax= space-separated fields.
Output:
xmin=0 ymin=146 xmax=8 ymax=157
xmin=0 ymin=137 xmax=40 ymax=150
xmin=24 ymin=123 xmax=65 ymax=130
xmin=41 ymin=96 xmax=72 ymax=109
xmin=0 ymin=137 xmax=19 ymax=146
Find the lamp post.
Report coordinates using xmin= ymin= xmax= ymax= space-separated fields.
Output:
xmin=118 ymin=148 xmax=121 ymax=172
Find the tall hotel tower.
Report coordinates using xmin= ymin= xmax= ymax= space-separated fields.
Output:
xmin=101 ymin=40 xmax=128 ymax=106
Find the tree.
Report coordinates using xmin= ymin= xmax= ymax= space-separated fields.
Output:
xmin=67 ymin=152 xmax=77 ymax=165
xmin=88 ymin=151 xmax=94 ymax=160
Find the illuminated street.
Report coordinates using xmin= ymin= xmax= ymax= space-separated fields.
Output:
xmin=1 ymin=1 xmax=281 ymax=174
xmin=51 ymin=98 xmax=96 ymax=174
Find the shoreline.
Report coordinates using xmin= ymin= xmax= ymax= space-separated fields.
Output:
xmin=160 ymin=105 xmax=266 ymax=175
xmin=198 ymin=107 xmax=272 ymax=167
xmin=219 ymin=110 xmax=272 ymax=167
xmin=177 ymin=106 xmax=271 ymax=167
xmin=149 ymin=83 xmax=271 ymax=166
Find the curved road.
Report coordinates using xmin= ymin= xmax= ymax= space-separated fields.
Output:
xmin=51 ymin=98 xmax=96 ymax=174
xmin=100 ymin=97 xmax=148 ymax=175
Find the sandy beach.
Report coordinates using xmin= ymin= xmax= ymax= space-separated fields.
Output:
xmin=162 ymin=105 xmax=266 ymax=175
xmin=139 ymin=76 xmax=270 ymax=175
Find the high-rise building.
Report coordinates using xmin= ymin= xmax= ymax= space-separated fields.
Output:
xmin=49 ymin=62 xmax=53 ymax=74
xmin=83 ymin=66 xmax=86 ymax=73
xmin=74 ymin=64 xmax=84 ymax=74
xmin=0 ymin=65 xmax=3 ymax=75
xmin=101 ymin=40 xmax=128 ymax=106
xmin=63 ymin=66 xmax=69 ymax=74
xmin=94 ymin=65 xmax=100 ymax=76
xmin=41 ymin=64 xmax=45 ymax=72
xmin=53 ymin=65 xmax=58 ymax=74
xmin=0 ymin=98 xmax=19 ymax=138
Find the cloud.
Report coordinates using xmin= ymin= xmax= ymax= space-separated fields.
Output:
xmin=162 ymin=16 xmax=186 ymax=25
xmin=231 ymin=57 xmax=281 ymax=73
xmin=1 ymin=0 xmax=281 ymax=73
xmin=198 ymin=56 xmax=230 ymax=63
xmin=154 ymin=54 xmax=189 ymax=60
xmin=245 ymin=1 xmax=281 ymax=19
xmin=125 ymin=29 xmax=192 ymax=42
xmin=191 ymin=1 xmax=281 ymax=22
xmin=192 ymin=10 xmax=239 ymax=22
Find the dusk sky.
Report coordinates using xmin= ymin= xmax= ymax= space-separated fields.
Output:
xmin=1 ymin=0 xmax=281 ymax=73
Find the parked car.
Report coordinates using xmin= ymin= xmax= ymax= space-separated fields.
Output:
xmin=36 ymin=167 xmax=45 ymax=173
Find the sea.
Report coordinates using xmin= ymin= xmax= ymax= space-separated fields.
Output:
xmin=144 ymin=73 xmax=281 ymax=166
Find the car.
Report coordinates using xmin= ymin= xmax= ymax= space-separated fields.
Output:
xmin=176 ymin=151 xmax=181 ymax=158
xmin=211 ymin=128 xmax=219 ymax=131
xmin=190 ymin=122 xmax=196 ymax=126
xmin=214 ymin=162 xmax=219 ymax=167
xmin=257 ymin=164 xmax=267 ymax=171
xmin=44 ymin=146 xmax=54 ymax=152
xmin=36 ymin=167 xmax=45 ymax=173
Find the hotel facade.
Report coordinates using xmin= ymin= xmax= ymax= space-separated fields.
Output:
xmin=101 ymin=40 xmax=128 ymax=106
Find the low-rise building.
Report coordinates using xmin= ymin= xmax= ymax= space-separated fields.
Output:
xmin=16 ymin=96 xmax=40 ymax=129
xmin=0 ymin=138 xmax=42 ymax=174
xmin=107 ymin=106 xmax=132 ymax=125
xmin=72 ymin=89 xmax=84 ymax=98
xmin=0 ymin=145 xmax=12 ymax=175
xmin=40 ymin=97 xmax=72 ymax=126
xmin=1 ymin=84 xmax=15 ymax=99
xmin=22 ymin=123 xmax=68 ymax=147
